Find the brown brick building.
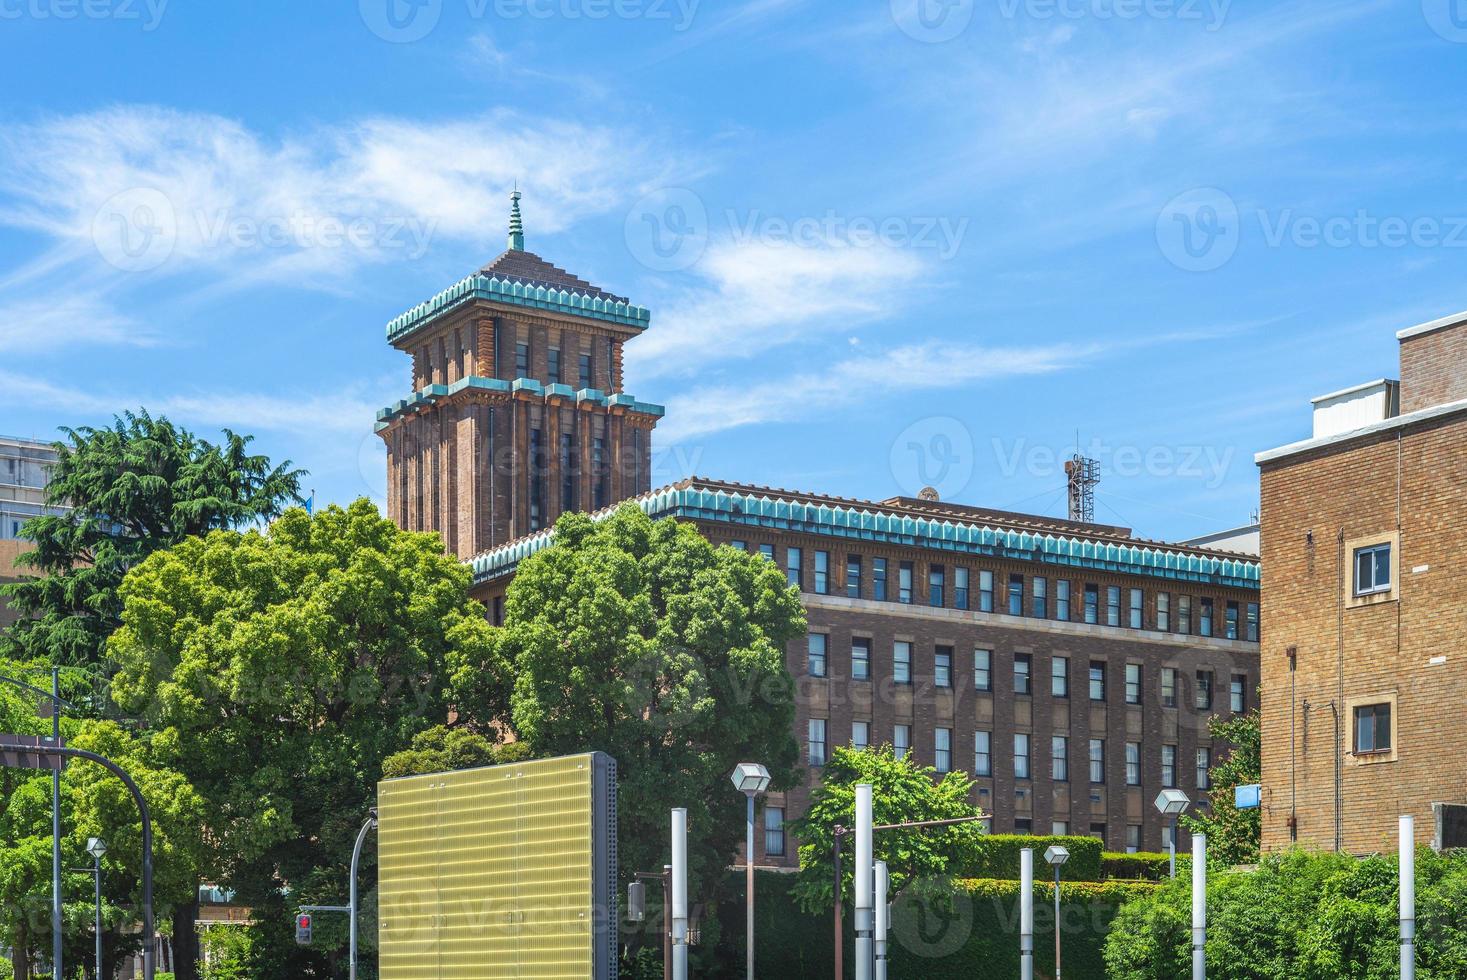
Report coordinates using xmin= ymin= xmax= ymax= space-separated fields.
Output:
xmin=1257 ymin=311 xmax=1467 ymax=854
xmin=379 ymin=197 xmax=1261 ymax=865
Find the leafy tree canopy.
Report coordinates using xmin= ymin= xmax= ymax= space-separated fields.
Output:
xmin=379 ymin=725 xmax=531 ymax=780
xmin=105 ymin=499 xmax=509 ymax=979
xmin=489 ymin=505 xmax=804 ymax=906
xmin=1181 ymin=709 xmax=1261 ymax=866
xmin=789 ymin=745 xmax=986 ymax=914
xmin=1 ymin=410 xmax=304 ymax=672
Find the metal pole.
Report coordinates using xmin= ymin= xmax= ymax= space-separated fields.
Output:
xmin=833 ymin=828 xmax=844 ymax=980
xmin=95 ymin=853 xmax=104 ymax=980
xmin=662 ymin=868 xmax=672 ymax=980
xmin=349 ymin=812 xmax=377 ymax=980
xmin=1169 ymin=816 xmax=1178 ymax=879
xmin=1192 ymin=833 xmax=1206 ymax=980
xmin=854 ymin=784 xmax=873 ymax=980
xmin=1400 ymin=816 xmax=1415 ymax=980
xmin=872 ymin=861 xmax=888 ymax=980
xmin=1053 ymin=866 xmax=1062 ymax=980
xmin=745 ymin=792 xmax=756 ymax=980
xmin=1019 ymin=848 xmax=1034 ymax=980
xmin=52 ymin=667 xmax=63 ymax=980
xmin=671 ymin=808 xmax=688 ymax=980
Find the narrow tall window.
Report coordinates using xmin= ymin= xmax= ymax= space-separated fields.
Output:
xmin=954 ymin=567 xmax=970 ymax=610
xmin=974 ymin=731 xmax=992 ymax=776
xmin=1196 ymin=670 xmax=1214 ymax=710
xmin=1354 ymin=543 xmax=1392 ymax=596
xmin=899 ymin=562 xmax=914 ymax=604
xmin=1200 ymin=598 xmax=1214 ymax=637
xmin=1225 ymin=600 xmax=1239 ymax=640
xmin=1125 ymin=663 xmax=1142 ymax=705
xmin=1106 ymin=585 xmax=1121 ymax=627
xmin=935 ymin=728 xmax=952 ymax=773
xmin=1032 ymin=577 xmax=1048 ymax=619
xmin=1089 ymin=739 xmax=1105 ymax=784
xmin=1089 ymin=660 xmax=1106 ymax=702
xmin=974 ymin=649 xmax=992 ymax=691
xmin=1055 ymin=580 xmax=1071 ymax=621
xmin=515 ymin=342 xmax=529 ymax=378
xmin=1161 ymin=667 xmax=1178 ymax=708
xmin=1129 ymin=588 xmax=1144 ymax=629
xmin=852 ymin=720 xmax=870 ymax=750
xmin=1014 ymin=733 xmax=1031 ymax=779
xmin=548 ymin=347 xmax=562 ymax=385
xmin=893 ymin=642 xmax=912 ymax=684
xmin=847 ymin=555 xmax=862 ymax=598
xmin=559 ymin=432 xmax=576 ymax=512
xmin=592 ymin=437 xmax=608 ymax=509
xmin=851 ymin=638 xmax=871 ymax=681
xmin=1161 ymin=744 xmax=1177 ymax=788
xmin=1126 ymin=742 xmax=1141 ymax=786
xmin=1178 ymin=595 xmax=1192 ymax=635
xmin=578 ymin=352 xmax=593 ymax=389
xmin=1014 ymin=653 xmax=1032 ymax=695
xmin=1196 ymin=748 xmax=1212 ymax=789
xmin=529 ymin=427 xmax=545 ymax=531
xmin=759 ymin=543 xmax=775 ymax=562
xmin=1246 ymin=602 xmax=1260 ymax=642
xmin=807 ymin=633 xmax=827 ymax=677
xmin=1051 ymin=735 xmax=1069 ymax=782
xmin=1126 ymin=824 xmax=1142 ymax=854
xmin=1051 ymin=656 xmax=1069 ymax=698
xmin=787 ymin=548 xmax=803 ymax=589
xmin=814 ymin=551 xmax=830 ymax=595
xmin=1230 ymin=674 xmax=1246 ymax=713
xmin=873 ymin=558 xmax=888 ymax=601
xmin=894 ymin=724 xmax=910 ymax=760
xmin=1084 ymin=585 xmax=1100 ymax=624
xmin=1157 ymin=592 xmax=1171 ymax=632
xmin=809 ymin=719 xmax=828 ymax=766
xmin=1008 ymin=574 xmax=1024 ymax=616
xmin=764 ymin=806 xmax=786 ymax=856
xmin=929 ymin=564 xmax=945 ymax=607
xmin=979 ymin=570 xmax=995 ymax=612
xmin=934 ymin=646 xmax=952 ymax=689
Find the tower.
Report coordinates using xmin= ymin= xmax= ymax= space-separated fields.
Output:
xmin=375 ymin=192 xmax=664 ymax=557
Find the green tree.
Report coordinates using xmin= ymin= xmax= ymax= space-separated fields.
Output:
xmin=1 ymin=410 xmax=304 ymax=674
xmin=789 ymin=745 xmax=986 ymax=914
xmin=490 ymin=505 xmax=804 ymax=933
xmin=1181 ymin=709 xmax=1261 ymax=866
xmin=379 ymin=724 xmax=531 ymax=779
xmin=106 ymin=499 xmax=511 ymax=979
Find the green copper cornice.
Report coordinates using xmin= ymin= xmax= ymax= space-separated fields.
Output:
xmin=373 ymin=375 xmax=665 ymax=431
xmin=384 ymin=272 xmax=651 ymax=346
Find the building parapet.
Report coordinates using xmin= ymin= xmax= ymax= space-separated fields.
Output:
xmin=384 ymin=272 xmax=652 ymax=346
xmin=1255 ymin=395 xmax=1467 ymax=466
xmin=374 ymin=375 xmax=665 ymax=431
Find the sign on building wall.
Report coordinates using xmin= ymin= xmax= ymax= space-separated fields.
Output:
xmin=377 ymin=751 xmax=619 ymax=980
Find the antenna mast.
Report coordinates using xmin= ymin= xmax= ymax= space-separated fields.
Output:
xmin=1064 ymin=451 xmax=1100 ymax=524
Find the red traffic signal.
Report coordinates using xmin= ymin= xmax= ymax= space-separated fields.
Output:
xmin=295 ymin=912 xmax=313 ymax=946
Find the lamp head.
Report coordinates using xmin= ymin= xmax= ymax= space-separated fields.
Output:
xmin=730 ymin=762 xmax=772 ymax=795
xmin=86 ymin=837 xmax=107 ymax=859
xmin=1154 ymin=788 xmax=1192 ymax=816
xmin=1044 ymin=844 xmax=1070 ymax=867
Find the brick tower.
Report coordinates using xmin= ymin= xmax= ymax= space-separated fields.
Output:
xmin=375 ymin=191 xmax=664 ymax=558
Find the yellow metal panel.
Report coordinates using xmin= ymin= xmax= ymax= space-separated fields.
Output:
xmin=378 ymin=752 xmax=610 ymax=979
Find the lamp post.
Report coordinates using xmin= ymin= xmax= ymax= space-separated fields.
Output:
xmin=1044 ymin=845 xmax=1070 ymax=980
xmin=88 ymin=836 xmax=108 ymax=980
xmin=671 ymin=808 xmax=688 ymax=980
xmin=730 ymin=762 xmax=771 ymax=980
xmin=1019 ymin=848 xmax=1034 ymax=980
xmin=1154 ymin=789 xmax=1192 ymax=879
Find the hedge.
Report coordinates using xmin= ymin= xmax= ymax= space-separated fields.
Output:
xmin=701 ymin=869 xmax=1158 ymax=979
xmin=965 ymin=835 xmax=1104 ymax=881
xmin=1101 ymin=851 xmax=1172 ymax=881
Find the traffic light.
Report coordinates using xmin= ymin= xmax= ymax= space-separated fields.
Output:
xmin=295 ymin=912 xmax=313 ymax=946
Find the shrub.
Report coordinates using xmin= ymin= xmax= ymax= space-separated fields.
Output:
xmin=965 ymin=835 xmax=1104 ymax=881
xmin=1102 ymin=852 xmax=1172 ymax=881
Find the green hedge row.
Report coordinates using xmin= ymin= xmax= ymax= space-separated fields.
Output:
xmin=964 ymin=835 xmax=1105 ymax=881
xmin=1101 ymin=851 xmax=1173 ymax=881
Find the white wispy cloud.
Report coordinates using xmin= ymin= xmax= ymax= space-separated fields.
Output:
xmin=0 ymin=295 xmax=151 ymax=353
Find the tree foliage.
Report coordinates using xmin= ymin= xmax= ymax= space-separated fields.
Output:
xmin=1104 ymin=847 xmax=1467 ymax=980
xmin=789 ymin=745 xmax=986 ymax=914
xmin=105 ymin=499 xmax=510 ymax=979
xmin=1181 ymin=709 xmax=1261 ymax=866
xmin=1 ymin=410 xmax=304 ymax=672
xmin=379 ymin=725 xmax=531 ymax=780
xmin=489 ymin=505 xmax=804 ymax=910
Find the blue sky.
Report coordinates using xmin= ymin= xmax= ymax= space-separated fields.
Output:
xmin=2 ymin=0 xmax=1465 ymax=542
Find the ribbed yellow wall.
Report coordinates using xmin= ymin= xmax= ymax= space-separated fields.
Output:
xmin=378 ymin=754 xmax=598 ymax=979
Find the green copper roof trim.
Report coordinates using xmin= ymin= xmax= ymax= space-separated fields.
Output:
xmin=468 ymin=485 xmax=1262 ymax=589
xmin=385 ymin=272 xmax=651 ymax=345
xmin=374 ymin=376 xmax=665 ymax=430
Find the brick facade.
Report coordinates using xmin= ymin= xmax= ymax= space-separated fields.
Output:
xmin=1257 ymin=313 xmax=1467 ymax=853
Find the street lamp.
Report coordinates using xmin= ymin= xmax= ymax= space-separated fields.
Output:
xmin=1044 ymin=845 xmax=1070 ymax=980
xmin=730 ymin=762 xmax=771 ymax=980
xmin=87 ymin=837 xmax=107 ymax=980
xmin=1155 ymin=789 xmax=1192 ymax=879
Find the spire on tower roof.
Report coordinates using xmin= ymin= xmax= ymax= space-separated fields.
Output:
xmin=508 ymin=187 xmax=525 ymax=251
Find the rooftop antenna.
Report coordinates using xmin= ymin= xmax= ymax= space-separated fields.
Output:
xmin=508 ymin=183 xmax=524 ymax=251
xmin=1064 ymin=435 xmax=1099 ymax=524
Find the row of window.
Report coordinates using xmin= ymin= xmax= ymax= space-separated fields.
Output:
xmin=806 ymin=719 xmax=1214 ymax=790
xmin=734 ymin=544 xmax=1259 ymax=642
xmin=806 ymin=636 xmax=1249 ymax=712
xmin=518 ymin=342 xmax=598 ymax=390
